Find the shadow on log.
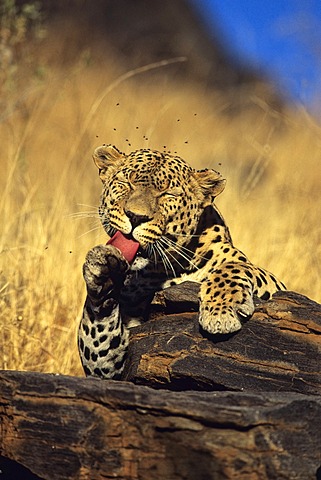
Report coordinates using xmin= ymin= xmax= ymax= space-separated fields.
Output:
xmin=0 ymin=283 xmax=321 ymax=479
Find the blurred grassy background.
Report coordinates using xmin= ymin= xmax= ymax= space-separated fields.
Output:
xmin=0 ymin=1 xmax=320 ymax=375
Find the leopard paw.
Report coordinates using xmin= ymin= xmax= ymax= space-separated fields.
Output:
xmin=83 ymin=244 xmax=129 ymax=298
xmin=199 ymin=283 xmax=254 ymax=334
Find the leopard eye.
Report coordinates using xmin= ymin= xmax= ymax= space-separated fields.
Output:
xmin=160 ymin=187 xmax=183 ymax=198
xmin=113 ymin=171 xmax=132 ymax=189
xmin=162 ymin=193 xmax=176 ymax=199
xmin=117 ymin=181 xmax=130 ymax=188
xmin=109 ymin=180 xmax=131 ymax=199
xmin=113 ymin=180 xmax=132 ymax=192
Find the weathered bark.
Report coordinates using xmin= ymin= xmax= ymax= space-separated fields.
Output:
xmin=1 ymin=285 xmax=321 ymax=479
xmin=123 ymin=284 xmax=321 ymax=395
xmin=0 ymin=371 xmax=321 ymax=480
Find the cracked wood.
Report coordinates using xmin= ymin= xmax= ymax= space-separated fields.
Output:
xmin=0 ymin=371 xmax=321 ymax=479
xmin=123 ymin=285 xmax=321 ymax=393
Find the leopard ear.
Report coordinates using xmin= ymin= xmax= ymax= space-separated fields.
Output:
xmin=93 ymin=145 xmax=124 ymax=177
xmin=194 ymin=169 xmax=226 ymax=205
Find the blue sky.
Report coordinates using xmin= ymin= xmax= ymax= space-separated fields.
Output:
xmin=192 ymin=0 xmax=321 ymax=113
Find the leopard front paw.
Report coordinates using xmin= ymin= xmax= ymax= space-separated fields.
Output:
xmin=83 ymin=244 xmax=129 ymax=299
xmin=199 ymin=282 xmax=254 ymax=334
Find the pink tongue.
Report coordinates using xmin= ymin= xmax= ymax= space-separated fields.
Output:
xmin=107 ymin=231 xmax=140 ymax=263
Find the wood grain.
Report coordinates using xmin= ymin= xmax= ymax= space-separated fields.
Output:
xmin=0 ymin=371 xmax=321 ymax=480
xmin=1 ymin=284 xmax=321 ymax=479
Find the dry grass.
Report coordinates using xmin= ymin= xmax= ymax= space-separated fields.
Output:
xmin=0 ymin=26 xmax=320 ymax=376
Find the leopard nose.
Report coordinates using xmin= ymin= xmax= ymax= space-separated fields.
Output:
xmin=125 ymin=210 xmax=151 ymax=229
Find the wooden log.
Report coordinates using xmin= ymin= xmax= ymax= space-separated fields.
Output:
xmin=0 ymin=370 xmax=321 ymax=480
xmin=123 ymin=283 xmax=321 ymax=394
xmin=1 ymin=285 xmax=321 ymax=479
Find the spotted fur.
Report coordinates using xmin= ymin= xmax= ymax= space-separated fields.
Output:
xmin=78 ymin=145 xmax=286 ymax=378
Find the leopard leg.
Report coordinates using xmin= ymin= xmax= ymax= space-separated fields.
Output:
xmin=78 ymin=245 xmax=129 ymax=379
xmin=198 ymin=262 xmax=285 ymax=335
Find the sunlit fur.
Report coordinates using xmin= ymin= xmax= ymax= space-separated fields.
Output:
xmin=78 ymin=145 xmax=286 ymax=379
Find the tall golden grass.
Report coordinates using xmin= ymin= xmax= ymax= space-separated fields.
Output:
xmin=0 ymin=26 xmax=320 ymax=376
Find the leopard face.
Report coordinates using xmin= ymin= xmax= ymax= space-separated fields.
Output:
xmin=94 ymin=145 xmax=226 ymax=256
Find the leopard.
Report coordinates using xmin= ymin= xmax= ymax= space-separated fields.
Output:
xmin=78 ymin=144 xmax=286 ymax=379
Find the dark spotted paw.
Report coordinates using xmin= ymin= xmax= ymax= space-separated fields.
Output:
xmin=83 ymin=244 xmax=129 ymax=299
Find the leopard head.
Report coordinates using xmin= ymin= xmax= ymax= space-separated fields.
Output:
xmin=93 ymin=144 xmax=225 ymax=260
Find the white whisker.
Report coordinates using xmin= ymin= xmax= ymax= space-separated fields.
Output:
xmin=164 ymin=236 xmax=209 ymax=262
xmin=159 ymin=238 xmax=188 ymax=271
xmin=171 ymin=233 xmax=201 ymax=238
xmin=77 ymin=224 xmax=104 ymax=239
xmin=76 ymin=203 xmax=99 ymax=209
xmin=160 ymin=237 xmax=199 ymax=270
xmin=151 ymin=244 xmax=158 ymax=269
xmin=147 ymin=244 xmax=158 ymax=269
xmin=164 ymin=237 xmax=195 ymax=256
xmin=68 ymin=212 xmax=100 ymax=220
xmin=154 ymin=242 xmax=176 ymax=277
xmin=68 ymin=203 xmax=100 ymax=220
xmin=153 ymin=243 xmax=169 ymax=276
